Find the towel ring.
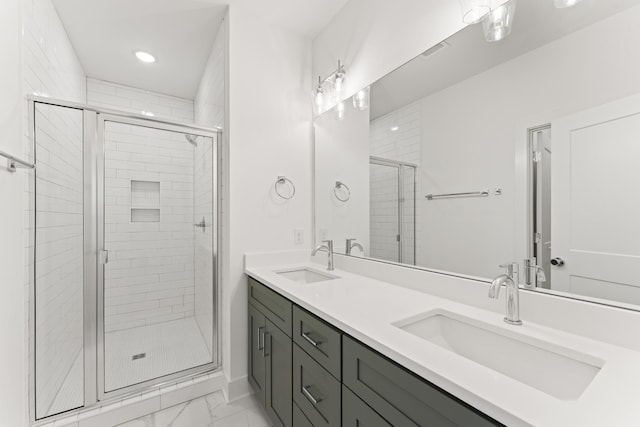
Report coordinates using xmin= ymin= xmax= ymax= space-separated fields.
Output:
xmin=334 ymin=181 xmax=351 ymax=202
xmin=275 ymin=176 xmax=296 ymax=200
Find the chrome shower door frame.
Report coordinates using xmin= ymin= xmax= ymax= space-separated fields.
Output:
xmin=96 ymin=114 xmax=220 ymax=402
xmin=28 ymin=95 xmax=222 ymax=423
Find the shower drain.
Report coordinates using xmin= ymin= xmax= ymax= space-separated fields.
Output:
xmin=132 ymin=353 xmax=146 ymax=361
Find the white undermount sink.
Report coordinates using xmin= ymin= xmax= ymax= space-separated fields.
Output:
xmin=276 ymin=267 xmax=338 ymax=284
xmin=394 ymin=310 xmax=603 ymax=400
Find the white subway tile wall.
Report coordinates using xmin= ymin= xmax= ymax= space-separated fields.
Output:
xmin=87 ymin=78 xmax=195 ymax=123
xmin=103 ymin=123 xmax=196 ymax=334
xmin=33 ymin=104 xmax=85 ymax=418
xmin=369 ymin=102 xmax=422 ymax=264
xmin=22 ymin=0 xmax=88 ymax=419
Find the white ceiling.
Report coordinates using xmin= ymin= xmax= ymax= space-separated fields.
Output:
xmin=52 ymin=0 xmax=349 ymax=99
xmin=371 ymin=0 xmax=640 ymax=120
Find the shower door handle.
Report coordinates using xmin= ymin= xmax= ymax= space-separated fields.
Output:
xmin=99 ymin=250 xmax=109 ymax=265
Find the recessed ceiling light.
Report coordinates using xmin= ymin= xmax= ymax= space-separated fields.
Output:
xmin=390 ymin=126 xmax=400 ymax=132
xmin=135 ymin=51 xmax=156 ymax=63
xmin=141 ymin=110 xmax=154 ymax=117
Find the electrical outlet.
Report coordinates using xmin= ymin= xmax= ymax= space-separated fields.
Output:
xmin=319 ymin=228 xmax=329 ymax=241
xmin=294 ymin=229 xmax=304 ymax=245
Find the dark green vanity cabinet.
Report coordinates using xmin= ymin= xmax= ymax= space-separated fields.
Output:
xmin=248 ymin=278 xmax=293 ymax=427
xmin=248 ymin=277 xmax=503 ymax=427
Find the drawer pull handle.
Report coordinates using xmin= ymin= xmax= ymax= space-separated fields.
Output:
xmin=302 ymin=331 xmax=322 ymax=347
xmin=302 ymin=385 xmax=322 ymax=405
xmin=258 ymin=327 xmax=265 ymax=351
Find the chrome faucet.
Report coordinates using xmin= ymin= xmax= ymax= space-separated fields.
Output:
xmin=488 ymin=262 xmax=522 ymax=326
xmin=523 ymin=258 xmax=546 ymax=289
xmin=312 ymin=240 xmax=334 ymax=271
xmin=345 ymin=238 xmax=364 ymax=256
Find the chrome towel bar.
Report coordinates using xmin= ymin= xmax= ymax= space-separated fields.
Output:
xmin=0 ymin=150 xmax=35 ymax=173
xmin=425 ymin=189 xmax=489 ymax=200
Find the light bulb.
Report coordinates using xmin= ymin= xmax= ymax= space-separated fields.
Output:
xmin=334 ymin=70 xmax=345 ymax=95
xmin=336 ymin=102 xmax=346 ymax=121
xmin=352 ymin=86 xmax=370 ymax=111
xmin=314 ymin=86 xmax=324 ymax=113
xmin=459 ymin=0 xmax=491 ymax=24
xmin=482 ymin=0 xmax=517 ymax=42
xmin=554 ymin=0 xmax=582 ymax=8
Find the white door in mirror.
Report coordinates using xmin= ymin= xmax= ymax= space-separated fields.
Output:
xmin=552 ymin=93 xmax=640 ymax=305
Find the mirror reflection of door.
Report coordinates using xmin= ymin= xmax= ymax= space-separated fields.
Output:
xmin=550 ymin=93 xmax=640 ymax=306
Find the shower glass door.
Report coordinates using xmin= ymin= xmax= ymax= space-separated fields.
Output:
xmin=369 ymin=157 xmax=417 ymax=265
xmin=99 ymin=117 xmax=217 ymax=395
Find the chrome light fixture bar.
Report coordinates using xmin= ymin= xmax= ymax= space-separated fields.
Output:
xmin=313 ymin=60 xmax=346 ymax=115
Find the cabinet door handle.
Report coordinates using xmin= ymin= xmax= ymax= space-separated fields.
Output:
xmin=264 ymin=332 xmax=271 ymax=357
xmin=301 ymin=331 xmax=322 ymax=347
xmin=302 ymin=385 xmax=322 ymax=405
xmin=257 ymin=327 xmax=265 ymax=351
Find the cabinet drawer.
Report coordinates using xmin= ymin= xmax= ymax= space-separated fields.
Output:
xmin=343 ymin=336 xmax=502 ymax=427
xmin=293 ymin=344 xmax=341 ymax=427
xmin=293 ymin=305 xmax=341 ymax=380
xmin=343 ymin=385 xmax=391 ymax=427
xmin=293 ymin=403 xmax=314 ymax=427
xmin=248 ymin=276 xmax=292 ymax=337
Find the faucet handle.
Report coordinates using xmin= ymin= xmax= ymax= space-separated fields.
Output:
xmin=499 ymin=262 xmax=518 ymax=278
xmin=322 ymin=240 xmax=333 ymax=250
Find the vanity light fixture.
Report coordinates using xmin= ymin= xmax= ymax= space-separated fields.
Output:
xmin=134 ymin=50 xmax=156 ymax=63
xmin=352 ymin=86 xmax=370 ymax=111
xmin=483 ymin=0 xmax=517 ymax=42
xmin=313 ymin=60 xmax=347 ymax=115
xmin=554 ymin=0 xmax=583 ymax=8
xmin=141 ymin=110 xmax=154 ymax=117
xmin=459 ymin=0 xmax=491 ymax=24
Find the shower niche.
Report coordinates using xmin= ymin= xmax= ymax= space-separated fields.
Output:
xmin=130 ymin=180 xmax=161 ymax=222
xmin=29 ymin=98 xmax=221 ymax=420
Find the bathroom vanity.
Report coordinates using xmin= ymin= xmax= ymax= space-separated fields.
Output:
xmin=247 ymin=276 xmax=500 ymax=426
xmin=245 ymin=252 xmax=640 ymax=427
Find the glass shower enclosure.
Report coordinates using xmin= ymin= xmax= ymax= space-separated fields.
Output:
xmin=28 ymin=97 xmax=220 ymax=420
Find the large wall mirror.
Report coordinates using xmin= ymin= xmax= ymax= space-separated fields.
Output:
xmin=314 ymin=0 xmax=640 ymax=310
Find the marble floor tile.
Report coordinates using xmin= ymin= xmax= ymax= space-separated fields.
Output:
xmin=116 ymin=391 xmax=270 ymax=427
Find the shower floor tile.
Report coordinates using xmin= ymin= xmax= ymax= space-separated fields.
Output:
xmin=105 ymin=317 xmax=212 ymax=392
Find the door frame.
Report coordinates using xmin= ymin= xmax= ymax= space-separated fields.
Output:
xmin=526 ymin=124 xmax=552 ymax=289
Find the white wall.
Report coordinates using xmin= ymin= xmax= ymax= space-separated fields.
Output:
xmin=87 ymin=78 xmax=194 ymax=123
xmin=224 ymin=5 xmax=312 ymax=394
xmin=312 ymin=0 xmax=465 ymax=106
xmin=314 ymin=105 xmax=370 ymax=256
xmin=0 ymin=0 xmax=26 ymax=424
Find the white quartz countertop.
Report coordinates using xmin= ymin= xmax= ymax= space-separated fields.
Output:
xmin=245 ymin=259 xmax=640 ymax=427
